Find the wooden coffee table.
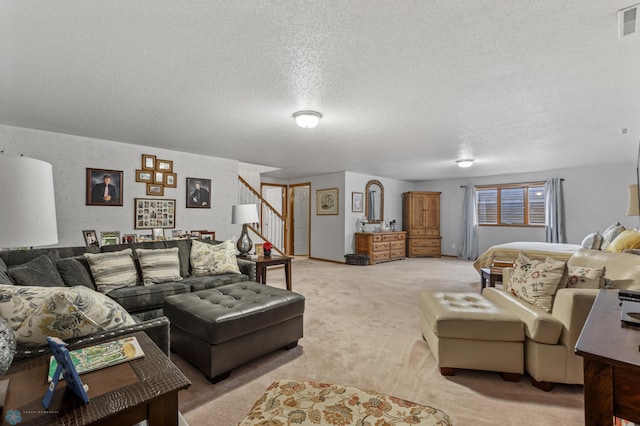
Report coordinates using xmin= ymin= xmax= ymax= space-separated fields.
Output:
xmin=2 ymin=331 xmax=190 ymax=425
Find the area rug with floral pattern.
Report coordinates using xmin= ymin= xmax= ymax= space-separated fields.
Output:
xmin=238 ymin=379 xmax=452 ymax=425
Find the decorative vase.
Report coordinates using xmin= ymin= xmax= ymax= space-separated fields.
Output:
xmin=264 ymin=249 xmax=272 ymax=256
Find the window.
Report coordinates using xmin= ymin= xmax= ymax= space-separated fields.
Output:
xmin=477 ymin=183 xmax=545 ymax=226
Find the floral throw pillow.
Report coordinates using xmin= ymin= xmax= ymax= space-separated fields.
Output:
xmin=190 ymin=239 xmax=241 ymax=276
xmin=504 ymin=252 xmax=566 ymax=313
xmin=0 ymin=285 xmax=136 ymax=346
xmin=566 ymin=265 xmax=605 ymax=289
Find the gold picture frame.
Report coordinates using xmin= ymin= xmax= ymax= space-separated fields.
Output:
xmin=316 ymin=188 xmax=339 ymax=215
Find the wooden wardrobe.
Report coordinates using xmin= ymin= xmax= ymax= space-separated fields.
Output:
xmin=402 ymin=191 xmax=441 ymax=257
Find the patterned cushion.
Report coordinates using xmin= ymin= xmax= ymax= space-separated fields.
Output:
xmin=581 ymin=231 xmax=603 ymax=250
xmin=0 ymin=285 xmax=136 ymax=346
xmin=83 ymin=249 xmax=139 ymax=294
xmin=7 ymin=255 xmax=65 ymax=287
xmin=504 ymin=252 xmax=566 ymax=313
xmin=601 ymin=222 xmax=625 ymax=251
xmin=605 ymin=230 xmax=640 ymax=253
xmin=190 ymin=240 xmax=241 ymax=277
xmin=566 ymin=265 xmax=605 ymax=289
xmin=55 ymin=257 xmax=96 ymax=290
xmin=238 ymin=379 xmax=452 ymax=426
xmin=135 ymin=247 xmax=183 ymax=286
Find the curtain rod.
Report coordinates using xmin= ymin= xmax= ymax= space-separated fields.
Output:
xmin=460 ymin=179 xmax=564 ymax=188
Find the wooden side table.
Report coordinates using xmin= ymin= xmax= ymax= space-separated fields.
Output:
xmin=480 ymin=268 xmax=501 ymax=290
xmin=2 ymin=332 xmax=190 ymax=425
xmin=253 ymin=255 xmax=293 ymax=291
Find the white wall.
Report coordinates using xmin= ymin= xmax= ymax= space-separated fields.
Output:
xmin=415 ymin=163 xmax=637 ymax=256
xmin=1 ymin=125 xmax=240 ymax=247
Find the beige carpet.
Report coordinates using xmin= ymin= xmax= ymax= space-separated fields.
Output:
xmin=175 ymin=257 xmax=584 ymax=425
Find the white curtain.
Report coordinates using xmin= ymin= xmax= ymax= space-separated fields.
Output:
xmin=545 ymin=178 xmax=567 ymax=243
xmin=458 ymin=185 xmax=478 ymax=260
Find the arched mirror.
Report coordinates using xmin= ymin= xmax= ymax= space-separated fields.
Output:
xmin=365 ymin=180 xmax=384 ymax=224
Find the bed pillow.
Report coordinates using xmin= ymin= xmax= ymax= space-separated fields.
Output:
xmin=605 ymin=230 xmax=640 ymax=253
xmin=190 ymin=239 xmax=241 ymax=276
xmin=83 ymin=249 xmax=139 ymax=294
xmin=581 ymin=232 xmax=603 ymax=250
xmin=601 ymin=222 xmax=625 ymax=251
xmin=135 ymin=247 xmax=183 ymax=285
xmin=504 ymin=252 xmax=566 ymax=313
xmin=565 ymin=265 xmax=605 ymax=289
xmin=0 ymin=285 xmax=136 ymax=346
xmin=7 ymin=255 xmax=66 ymax=287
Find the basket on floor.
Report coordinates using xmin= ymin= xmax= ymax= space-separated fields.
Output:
xmin=344 ymin=254 xmax=370 ymax=265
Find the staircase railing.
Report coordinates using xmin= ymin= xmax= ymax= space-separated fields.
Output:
xmin=238 ymin=176 xmax=285 ymax=255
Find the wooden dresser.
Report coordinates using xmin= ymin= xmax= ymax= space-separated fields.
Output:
xmin=402 ymin=191 xmax=441 ymax=258
xmin=355 ymin=231 xmax=407 ymax=265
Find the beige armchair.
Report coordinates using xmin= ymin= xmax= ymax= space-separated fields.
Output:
xmin=485 ymin=248 xmax=640 ymax=390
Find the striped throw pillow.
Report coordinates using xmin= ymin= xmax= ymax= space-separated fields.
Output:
xmin=135 ymin=247 xmax=183 ymax=286
xmin=83 ymin=249 xmax=139 ymax=294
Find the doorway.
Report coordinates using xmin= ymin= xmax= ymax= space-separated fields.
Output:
xmin=289 ymin=183 xmax=310 ymax=256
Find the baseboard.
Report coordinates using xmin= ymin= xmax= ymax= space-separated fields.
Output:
xmin=308 ymin=257 xmax=347 ymax=265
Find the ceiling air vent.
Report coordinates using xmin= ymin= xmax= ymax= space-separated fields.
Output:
xmin=619 ymin=4 xmax=639 ymax=37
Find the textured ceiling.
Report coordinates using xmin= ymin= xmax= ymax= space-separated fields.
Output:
xmin=1 ymin=1 xmax=639 ymax=181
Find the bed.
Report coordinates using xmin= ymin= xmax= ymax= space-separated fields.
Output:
xmin=472 ymin=242 xmax=583 ymax=272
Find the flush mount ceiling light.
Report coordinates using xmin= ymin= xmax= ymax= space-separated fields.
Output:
xmin=456 ymin=159 xmax=475 ymax=168
xmin=293 ymin=110 xmax=322 ymax=129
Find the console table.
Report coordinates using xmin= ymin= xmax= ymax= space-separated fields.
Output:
xmin=575 ymin=289 xmax=640 ymax=426
xmin=355 ymin=231 xmax=407 ymax=265
xmin=3 ymin=332 xmax=190 ymax=425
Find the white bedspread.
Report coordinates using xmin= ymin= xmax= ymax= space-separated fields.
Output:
xmin=473 ymin=242 xmax=582 ymax=271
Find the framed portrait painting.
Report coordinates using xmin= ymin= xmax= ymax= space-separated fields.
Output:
xmin=86 ymin=168 xmax=123 ymax=206
xmin=186 ymin=178 xmax=211 ymax=208
xmin=316 ymin=188 xmax=339 ymax=215
xmin=352 ymin=192 xmax=364 ymax=213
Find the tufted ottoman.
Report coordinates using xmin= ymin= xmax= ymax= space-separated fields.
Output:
xmin=419 ymin=291 xmax=524 ymax=381
xmin=164 ymin=282 xmax=305 ymax=383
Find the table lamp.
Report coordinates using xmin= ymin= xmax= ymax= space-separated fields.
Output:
xmin=231 ymin=204 xmax=259 ymax=256
xmin=0 ymin=153 xmax=59 ymax=410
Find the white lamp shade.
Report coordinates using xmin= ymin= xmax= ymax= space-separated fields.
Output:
xmin=231 ymin=204 xmax=259 ymax=224
xmin=0 ymin=154 xmax=58 ymax=247
xmin=627 ymin=184 xmax=639 ymax=216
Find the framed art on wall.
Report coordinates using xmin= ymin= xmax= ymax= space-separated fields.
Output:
xmin=134 ymin=198 xmax=176 ymax=229
xmin=86 ymin=168 xmax=123 ymax=206
xmin=352 ymin=192 xmax=363 ymax=213
xmin=146 ymin=183 xmax=164 ymax=196
xmin=136 ymin=170 xmax=153 ymax=183
xmin=186 ymin=178 xmax=211 ymax=208
xmin=142 ymin=154 xmax=156 ymax=171
xmin=316 ymin=188 xmax=339 ymax=215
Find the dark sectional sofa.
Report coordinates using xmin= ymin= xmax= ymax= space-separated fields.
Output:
xmin=0 ymin=239 xmax=257 ymax=359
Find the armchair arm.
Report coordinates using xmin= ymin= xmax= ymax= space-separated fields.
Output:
xmin=237 ymin=257 xmax=257 ymax=282
xmin=551 ymin=288 xmax=598 ymax=348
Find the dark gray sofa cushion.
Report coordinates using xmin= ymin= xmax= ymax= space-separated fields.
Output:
xmin=107 ymin=282 xmax=189 ymax=313
xmin=7 ymin=255 xmax=65 ymax=287
xmin=181 ymin=274 xmax=249 ymax=292
xmin=55 ymin=257 xmax=96 ymax=290
xmin=0 ymin=258 xmax=13 ymax=285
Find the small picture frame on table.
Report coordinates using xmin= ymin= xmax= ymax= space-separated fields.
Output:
xmin=152 ymin=228 xmax=165 ymax=240
xmin=82 ymin=230 xmax=99 ymax=247
xmin=200 ymin=231 xmax=215 ymax=240
xmin=122 ymin=234 xmax=136 ymax=244
xmin=255 ymin=243 xmax=264 ymax=256
xmin=100 ymin=231 xmax=120 ymax=246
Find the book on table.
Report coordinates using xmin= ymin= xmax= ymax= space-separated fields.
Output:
xmin=48 ymin=336 xmax=145 ymax=382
